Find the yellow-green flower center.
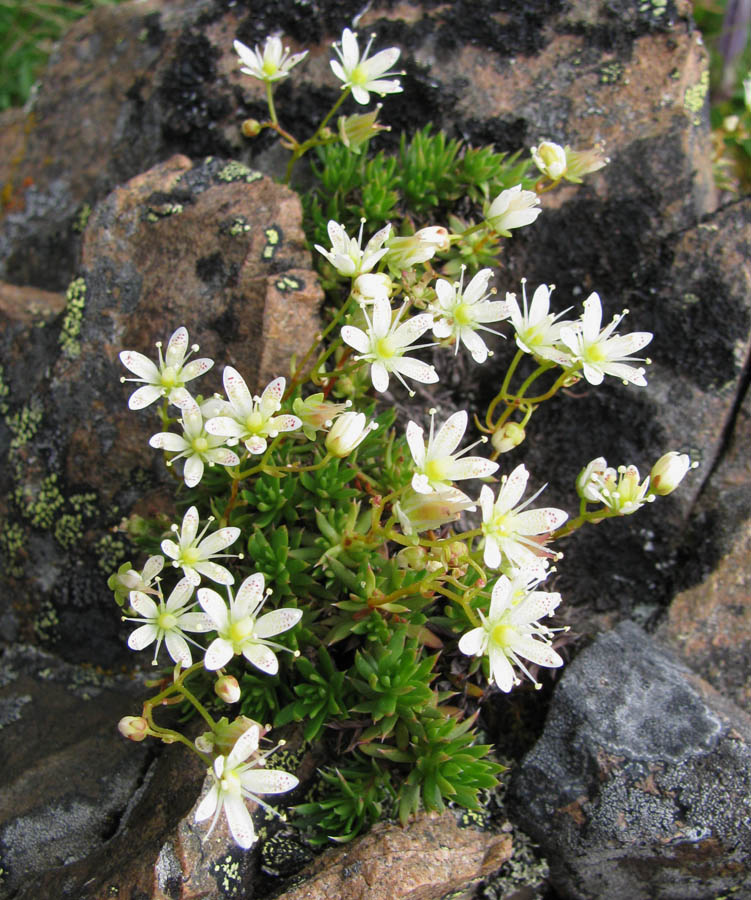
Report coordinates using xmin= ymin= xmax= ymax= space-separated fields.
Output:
xmin=454 ymin=303 xmax=474 ymax=326
xmin=245 ymin=411 xmax=264 ymax=432
xmin=349 ymin=64 xmax=368 ymax=86
xmin=491 ymin=623 xmax=516 ymax=647
xmin=228 ymin=616 xmax=255 ymax=646
xmin=375 ymin=336 xmax=397 ymax=359
xmin=160 ymin=366 xmax=180 ymax=389
xmin=192 ymin=436 xmax=209 ymax=453
xmin=584 ymin=343 xmax=607 ymax=363
xmin=181 ymin=546 xmax=200 ymax=566
xmin=425 ymin=458 xmax=450 ymax=483
xmin=157 ymin=611 xmax=178 ymax=631
xmin=262 ymin=59 xmax=278 ymax=76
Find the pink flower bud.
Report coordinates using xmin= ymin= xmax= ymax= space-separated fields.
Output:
xmin=118 ymin=716 xmax=149 ymax=742
xmin=215 ymin=675 xmax=241 ymax=704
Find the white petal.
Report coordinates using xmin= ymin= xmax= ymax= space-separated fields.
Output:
xmin=405 ymin=421 xmax=426 ymax=468
xmin=179 ymin=612 xmax=214 ymax=633
xmin=241 ymin=769 xmax=299 ymax=795
xmin=431 ymin=411 xmax=467 ymax=458
xmin=194 ymin=561 xmax=235 ymax=585
xmin=370 ymin=361 xmax=390 ymax=392
xmin=205 ymin=448 xmax=240 ymax=466
xmin=205 ymin=416 xmax=245 ymax=438
xmin=142 ymin=555 xmax=164 ymax=582
xmin=483 ymin=536 xmax=502 ymax=570
xmin=510 ymin=634 xmax=563 ymax=668
xmin=198 ymin=588 xmax=230 ymax=630
xmin=165 ymin=327 xmax=189 ymax=367
xmin=488 ymin=646 xmax=515 ymax=692
xmin=223 ymin=367 xmax=253 ymax=416
xmin=180 ymin=507 xmax=200 ymax=546
xmin=166 ymin=578 xmax=195 ymax=611
xmin=130 ymin=591 xmax=159 ymax=618
xmin=128 ymin=384 xmax=162 ymax=410
xmin=479 ymin=485 xmax=495 ymax=521
xmin=458 ymin=627 xmax=485 ymax=656
xmin=460 ymin=328 xmax=489 ymax=364
xmin=199 ymin=527 xmax=241 ymax=556
xmin=254 ymin=608 xmax=302 ymax=638
xmin=235 ymin=572 xmax=266 ymax=616
xmin=160 ymin=539 xmax=180 ymax=560
xmin=242 ymin=642 xmax=279 ymax=675
xmin=514 ymin=507 xmax=568 ymax=535
xmin=529 ymin=284 xmax=551 ymax=323
xmin=392 ymin=313 xmax=433 ymax=348
xmin=509 ymin=591 xmax=561 ymax=626
xmin=149 ymin=432 xmax=188 ymax=452
xmin=448 ymin=456 xmax=499 ymax=482
xmin=224 ymin=795 xmax=257 ymax=849
xmin=496 ymin=465 xmax=529 ymax=514
xmin=182 ymin=358 xmax=214 ymax=381
xmin=228 ymin=723 xmax=260 ymax=765
xmin=183 ymin=454 xmax=205 ymax=488
xmin=260 ymin=377 xmax=285 ymax=417
xmin=341 ymin=29 xmax=360 ymax=70
xmin=128 ymin=623 xmax=157 ymax=651
xmin=165 ymin=632 xmax=192 ymax=667
xmin=194 ymin=783 xmax=219 ymax=822
xmin=119 ymin=350 xmax=160 ymax=381
xmin=391 ymin=357 xmax=439 ymax=384
xmin=204 ymin=637 xmax=235 ymax=670
xmin=372 ymin=297 xmax=392 ymax=336
xmin=581 ymin=293 xmax=603 ymax=340
xmin=489 ymin=576 xmax=512 ymax=619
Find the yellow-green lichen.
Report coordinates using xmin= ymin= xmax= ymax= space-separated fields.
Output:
xmin=0 ymin=520 xmax=27 ymax=577
xmin=60 ymin=277 xmax=86 ymax=359
xmin=599 ymin=62 xmax=624 ymax=85
xmin=6 ymin=397 xmax=43 ymax=451
xmin=0 ymin=365 xmax=10 ymax=416
xmin=211 ymin=854 xmax=243 ymax=896
xmin=95 ymin=533 xmax=128 ymax=573
xmin=226 ymin=216 xmax=252 ymax=237
xmin=54 ymin=512 xmax=85 ymax=549
xmin=73 ymin=203 xmax=92 ymax=233
xmin=14 ymin=473 xmax=65 ymax=529
xmin=639 ymin=0 xmax=667 ymax=15
xmin=262 ymin=226 xmax=282 ymax=260
xmin=217 ymin=161 xmax=263 ymax=183
xmin=145 ymin=203 xmax=184 ymax=223
xmin=684 ymin=68 xmax=710 ymax=126
xmin=34 ymin=597 xmax=60 ymax=642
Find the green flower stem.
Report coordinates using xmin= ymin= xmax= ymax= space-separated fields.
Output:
xmin=265 ymin=80 xmax=279 ymax=126
xmin=439 ymin=586 xmax=480 ymax=626
xmin=485 ymin=349 xmax=524 ymax=429
xmin=141 ymin=663 xmax=213 ymax=764
xmin=175 ymin=680 xmax=217 ymax=732
xmin=516 ymin=365 xmax=580 ymax=405
xmin=284 ymin=87 xmax=352 ymax=184
xmin=552 ymin=508 xmax=614 ymax=540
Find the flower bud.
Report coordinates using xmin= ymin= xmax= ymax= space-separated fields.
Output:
xmin=352 ymin=273 xmax=393 ymax=305
xmin=385 ymin=227 xmax=450 ymax=270
xmin=396 ymin=545 xmax=428 ymax=569
xmin=650 ymin=452 xmax=692 ymax=496
xmin=118 ymin=716 xmax=149 ymax=742
xmin=484 ymin=185 xmax=541 ymax=237
xmin=531 ymin=141 xmax=567 ymax=180
xmin=395 ymin=487 xmax=475 ymax=536
xmin=325 ymin=411 xmax=376 ymax=457
xmin=491 ymin=422 xmax=526 ymax=454
xmin=241 ymin=118 xmax=262 ymax=138
xmin=563 ymin=144 xmax=609 ymax=183
xmin=338 ymin=107 xmax=387 ymax=153
xmin=293 ymin=393 xmax=350 ymax=440
xmin=215 ymin=674 xmax=241 ymax=704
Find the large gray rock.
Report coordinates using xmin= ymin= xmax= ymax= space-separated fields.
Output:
xmin=508 ymin=621 xmax=751 ymax=899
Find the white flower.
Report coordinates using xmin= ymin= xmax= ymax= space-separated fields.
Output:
xmin=161 ymin=506 xmax=241 ymax=586
xmin=431 ymin=267 xmax=509 ymax=364
xmin=119 ymin=327 xmax=213 ymax=410
xmin=395 ymin=486 xmax=476 ymax=536
xmin=458 ymin=569 xmax=563 ymax=692
xmin=484 ymin=185 xmax=541 ymax=237
xmin=198 ymin=572 xmax=302 ymax=673
xmin=195 ymin=724 xmax=299 ymax=849
xmin=325 ymin=411 xmax=378 ymax=457
xmin=406 ymin=409 xmax=498 ymax=493
xmin=315 ymin=220 xmax=391 ymax=278
xmin=126 ymin=578 xmax=213 ymax=667
xmin=480 ymin=465 xmax=568 ymax=571
xmin=205 ymin=371 xmax=301 ymax=455
xmin=113 ymin=555 xmax=164 ymax=597
xmin=149 ymin=398 xmax=240 ymax=488
xmin=583 ymin=463 xmax=652 ymax=515
xmin=330 ymin=28 xmax=402 ymax=105
xmin=341 ymin=297 xmax=437 ymax=395
xmin=531 ymin=141 xmax=567 ymax=180
xmin=558 ymin=293 xmax=653 ymax=386
xmin=575 ymin=456 xmax=612 ymax=503
xmin=233 ymin=36 xmax=308 ymax=83
xmin=385 ymin=226 xmax=450 ymax=270
xmin=352 ymin=273 xmax=393 ymax=305
xmin=650 ymin=451 xmax=694 ymax=496
xmin=506 ymin=280 xmax=573 ymax=366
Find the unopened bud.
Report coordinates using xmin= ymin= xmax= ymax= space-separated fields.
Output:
xmin=650 ymin=452 xmax=693 ymax=496
xmin=118 ymin=716 xmax=149 ymax=742
xmin=241 ymin=118 xmax=262 ymax=138
xmin=215 ymin=674 xmax=241 ymax=704
xmin=396 ymin=546 xmax=428 ymax=569
xmin=325 ymin=411 xmax=376 ymax=457
xmin=531 ymin=141 xmax=567 ymax=180
xmin=491 ymin=422 xmax=526 ymax=454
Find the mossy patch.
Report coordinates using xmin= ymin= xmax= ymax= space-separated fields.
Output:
xmin=684 ymin=68 xmax=710 ymax=126
xmin=216 ymin=161 xmax=263 ymax=184
xmin=60 ymin=276 xmax=86 ymax=359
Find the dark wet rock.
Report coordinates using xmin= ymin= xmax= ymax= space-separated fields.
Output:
xmin=508 ymin=621 xmax=751 ymax=900
xmin=0 ymin=644 xmax=150 ymax=899
xmin=0 ymin=155 xmax=321 ymax=666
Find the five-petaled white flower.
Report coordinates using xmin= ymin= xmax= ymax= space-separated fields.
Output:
xmin=199 ymin=572 xmax=302 ymax=674
xmin=315 ymin=220 xmax=391 ymax=278
xmin=205 ymin=371 xmax=301 ymax=455
xmin=330 ymin=28 xmax=402 ymax=105
xmin=506 ymin=280 xmax=573 ymax=366
xmin=406 ymin=409 xmax=498 ymax=494
xmin=558 ymin=293 xmax=652 ymax=386
xmin=341 ymin=297 xmax=438 ymax=395
xmin=150 ymin=398 xmax=240 ymax=488
xmin=195 ymin=723 xmax=299 ymax=849
xmin=431 ymin=267 xmax=509 ymax=364
xmin=126 ymin=578 xmax=213 ymax=667
xmin=233 ymin=35 xmax=308 ymax=83
xmin=480 ymin=464 xmax=568 ymax=571
xmin=484 ymin=185 xmax=541 ymax=237
xmin=119 ymin=327 xmax=213 ymax=410
xmin=162 ymin=506 xmax=241 ymax=586
xmin=458 ymin=569 xmax=563 ymax=692
xmin=582 ymin=463 xmax=652 ymax=515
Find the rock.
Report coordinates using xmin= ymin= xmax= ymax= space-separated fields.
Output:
xmin=659 ymin=367 xmax=751 ymax=711
xmin=276 ymin=811 xmax=512 ymax=900
xmin=0 ymin=154 xmax=322 ymax=666
xmin=0 ymin=644 xmax=150 ymax=899
xmin=508 ymin=621 xmax=751 ymax=900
